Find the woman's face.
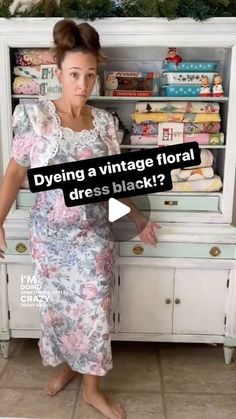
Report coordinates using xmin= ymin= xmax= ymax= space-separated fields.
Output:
xmin=56 ymin=50 xmax=97 ymax=106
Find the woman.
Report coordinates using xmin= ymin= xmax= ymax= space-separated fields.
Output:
xmin=0 ymin=19 xmax=160 ymax=419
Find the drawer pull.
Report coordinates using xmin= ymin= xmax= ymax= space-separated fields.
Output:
xmin=165 ymin=298 xmax=171 ymax=304
xmin=210 ymin=246 xmax=221 ymax=257
xmin=164 ymin=200 xmax=178 ymax=206
xmin=133 ymin=245 xmax=144 ymax=255
xmin=175 ymin=298 xmax=181 ymax=304
xmin=15 ymin=242 xmax=27 ymax=253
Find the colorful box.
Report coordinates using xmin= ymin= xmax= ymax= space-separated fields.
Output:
xmin=162 ymin=61 xmax=218 ymax=72
xmin=104 ymin=71 xmax=159 ymax=97
xmin=162 ymin=72 xmax=217 ymax=85
xmin=162 ymin=84 xmax=203 ymax=97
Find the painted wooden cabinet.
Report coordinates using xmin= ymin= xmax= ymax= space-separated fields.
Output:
xmin=117 ymin=266 xmax=174 ymax=334
xmin=0 ymin=17 xmax=236 ymax=363
xmin=118 ymin=265 xmax=229 ymax=336
xmin=7 ymin=264 xmax=40 ymax=332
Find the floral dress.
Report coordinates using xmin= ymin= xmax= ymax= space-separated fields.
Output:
xmin=12 ymin=99 xmax=120 ymax=375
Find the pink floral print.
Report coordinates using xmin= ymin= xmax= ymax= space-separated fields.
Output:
xmin=12 ymin=100 xmax=120 ymax=375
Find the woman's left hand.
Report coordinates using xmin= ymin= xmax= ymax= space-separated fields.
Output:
xmin=135 ymin=216 xmax=161 ymax=247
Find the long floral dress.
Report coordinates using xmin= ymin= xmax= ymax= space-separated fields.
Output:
xmin=11 ymin=99 xmax=120 ymax=375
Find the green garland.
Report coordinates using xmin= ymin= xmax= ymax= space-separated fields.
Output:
xmin=0 ymin=0 xmax=236 ymax=20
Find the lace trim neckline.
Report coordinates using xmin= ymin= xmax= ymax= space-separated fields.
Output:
xmin=46 ymin=100 xmax=98 ymax=136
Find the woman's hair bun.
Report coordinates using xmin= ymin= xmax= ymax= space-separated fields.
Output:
xmin=77 ymin=22 xmax=100 ymax=52
xmin=53 ymin=20 xmax=81 ymax=51
xmin=52 ymin=19 xmax=104 ymax=67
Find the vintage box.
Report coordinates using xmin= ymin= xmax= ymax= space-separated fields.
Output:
xmin=104 ymin=71 xmax=159 ymax=97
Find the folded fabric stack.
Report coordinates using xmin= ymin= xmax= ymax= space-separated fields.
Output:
xmin=131 ymin=101 xmax=224 ymax=146
xmin=131 ymin=121 xmax=159 ymax=144
xmin=13 ymin=48 xmax=55 ymax=95
xmin=171 ymin=149 xmax=223 ymax=192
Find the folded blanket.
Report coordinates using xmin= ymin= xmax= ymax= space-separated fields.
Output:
xmin=13 ymin=77 xmax=40 ymax=95
xmin=184 ymin=122 xmax=221 ymax=134
xmin=171 ymin=175 xmax=222 ymax=192
xmin=131 ymin=122 xmax=222 ymax=138
xmin=187 ymin=149 xmax=214 ymax=169
xmin=135 ymin=101 xmax=220 ymax=114
xmin=132 ymin=112 xmax=221 ymax=124
xmin=14 ymin=66 xmax=41 ymax=79
xmin=131 ymin=122 xmax=159 ymax=135
xmin=130 ymin=133 xmax=224 ymax=146
xmin=130 ymin=135 xmax=158 ymax=144
xmin=184 ymin=133 xmax=224 ymax=145
xmin=15 ymin=48 xmax=55 ymax=66
xmin=171 ymin=167 xmax=214 ymax=182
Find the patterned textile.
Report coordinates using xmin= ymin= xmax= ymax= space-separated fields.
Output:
xmin=183 ymin=122 xmax=221 ymax=134
xmin=183 ymin=133 xmax=224 ymax=145
xmin=15 ymin=48 xmax=55 ymax=66
xmin=13 ymin=77 xmax=40 ymax=95
xmin=12 ymin=100 xmax=120 ymax=375
xmin=131 ymin=122 xmax=159 ymax=135
xmin=171 ymin=167 xmax=214 ymax=182
xmin=171 ymin=175 xmax=222 ymax=192
xmin=130 ymin=135 xmax=158 ymax=144
xmin=14 ymin=66 xmax=41 ymax=79
xmin=187 ymin=149 xmax=213 ymax=169
xmin=131 ymin=112 xmax=221 ymax=124
xmin=135 ymin=101 xmax=220 ymax=114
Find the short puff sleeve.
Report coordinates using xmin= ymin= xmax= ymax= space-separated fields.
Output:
xmin=11 ymin=103 xmax=34 ymax=168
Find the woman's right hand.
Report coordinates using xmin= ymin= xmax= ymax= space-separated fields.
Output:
xmin=0 ymin=225 xmax=7 ymax=259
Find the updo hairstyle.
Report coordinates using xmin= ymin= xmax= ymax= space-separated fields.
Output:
xmin=52 ymin=19 xmax=106 ymax=69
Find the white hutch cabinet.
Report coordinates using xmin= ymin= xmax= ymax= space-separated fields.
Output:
xmin=0 ymin=17 xmax=236 ymax=363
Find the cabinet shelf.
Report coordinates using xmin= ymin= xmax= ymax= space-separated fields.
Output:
xmin=12 ymin=94 xmax=229 ymax=102
xmin=120 ymin=144 xmax=226 ymax=149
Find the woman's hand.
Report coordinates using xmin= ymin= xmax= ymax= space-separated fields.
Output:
xmin=0 ymin=225 xmax=7 ymax=259
xmin=134 ymin=216 xmax=161 ymax=247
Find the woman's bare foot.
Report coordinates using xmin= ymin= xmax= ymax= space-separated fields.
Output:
xmin=45 ymin=363 xmax=78 ymax=396
xmin=83 ymin=390 xmax=126 ymax=419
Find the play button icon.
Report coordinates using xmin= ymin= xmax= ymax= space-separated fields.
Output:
xmin=108 ymin=198 xmax=131 ymax=222
xmin=85 ymin=194 xmax=151 ymax=242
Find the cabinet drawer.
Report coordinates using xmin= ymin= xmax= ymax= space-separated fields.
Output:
xmin=7 ymin=240 xmax=30 ymax=255
xmin=16 ymin=191 xmax=36 ymax=208
xmin=119 ymin=242 xmax=235 ymax=259
xmin=133 ymin=195 xmax=219 ymax=212
xmin=17 ymin=191 xmax=219 ymax=212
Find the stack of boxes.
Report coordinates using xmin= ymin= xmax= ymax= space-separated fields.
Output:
xmin=161 ymin=61 xmax=219 ymax=97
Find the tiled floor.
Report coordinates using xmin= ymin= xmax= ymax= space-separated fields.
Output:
xmin=0 ymin=339 xmax=236 ymax=418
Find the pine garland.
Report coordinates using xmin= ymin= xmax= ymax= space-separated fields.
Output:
xmin=121 ymin=0 xmax=160 ymax=17
xmin=0 ymin=0 xmax=12 ymax=17
xmin=0 ymin=0 xmax=236 ymax=19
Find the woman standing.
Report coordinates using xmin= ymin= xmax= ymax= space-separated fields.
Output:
xmin=0 ymin=20 xmax=159 ymax=419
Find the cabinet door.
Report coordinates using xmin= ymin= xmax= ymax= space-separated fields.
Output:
xmin=7 ymin=264 xmax=40 ymax=330
xmin=173 ymin=269 xmax=229 ymax=335
xmin=118 ymin=266 xmax=174 ymax=333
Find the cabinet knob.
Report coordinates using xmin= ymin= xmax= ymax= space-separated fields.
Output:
xmin=15 ymin=242 xmax=27 ymax=253
xmin=133 ymin=244 xmax=144 ymax=255
xmin=210 ymin=246 xmax=221 ymax=257
xmin=165 ymin=298 xmax=171 ymax=304
xmin=175 ymin=298 xmax=181 ymax=304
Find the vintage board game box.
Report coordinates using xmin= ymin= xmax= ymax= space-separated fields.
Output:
xmin=104 ymin=71 xmax=159 ymax=97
